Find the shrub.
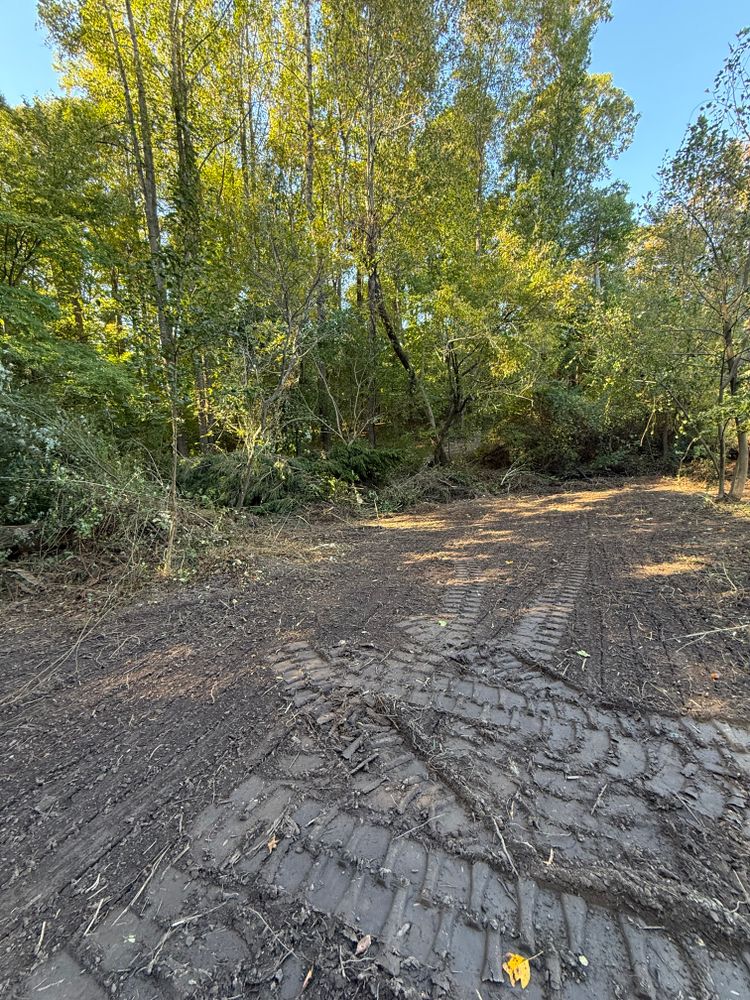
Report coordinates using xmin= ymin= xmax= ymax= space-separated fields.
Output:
xmin=178 ymin=443 xmax=410 ymax=513
xmin=325 ymin=441 xmax=406 ymax=486
xmin=0 ymin=388 xmax=173 ymax=556
xmin=478 ymin=385 xmax=663 ymax=477
xmin=377 ymin=466 xmax=489 ymax=510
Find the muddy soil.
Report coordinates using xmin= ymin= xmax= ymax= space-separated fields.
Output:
xmin=2 ymin=479 xmax=750 ymax=999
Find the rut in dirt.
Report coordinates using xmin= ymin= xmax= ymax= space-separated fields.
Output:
xmin=4 ymin=482 xmax=750 ymax=1000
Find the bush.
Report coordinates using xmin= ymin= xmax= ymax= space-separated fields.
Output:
xmin=177 ymin=452 xmax=244 ymax=507
xmin=377 ymin=466 xmax=489 ymax=511
xmin=0 ymin=389 xmax=173 ymax=556
xmin=178 ymin=443 xmax=410 ymax=513
xmin=478 ymin=385 xmax=663 ymax=477
xmin=325 ymin=442 xmax=405 ymax=486
xmin=0 ymin=395 xmax=58 ymax=526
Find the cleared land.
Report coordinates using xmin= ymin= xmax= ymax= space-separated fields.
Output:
xmin=2 ymin=480 xmax=750 ymax=999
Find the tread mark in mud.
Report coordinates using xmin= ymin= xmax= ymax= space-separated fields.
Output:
xmin=272 ymin=636 xmax=750 ymax=945
xmin=176 ymin=775 xmax=749 ymax=1000
xmin=17 ymin=529 xmax=750 ymax=1000
xmin=276 ymin=642 xmax=750 ymax=841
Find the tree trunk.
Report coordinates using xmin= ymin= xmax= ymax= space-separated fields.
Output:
xmin=303 ymin=0 xmax=314 ymax=221
xmin=369 ymin=263 xmax=443 ymax=457
xmin=717 ymin=421 xmax=727 ymax=499
xmin=366 ymin=270 xmax=378 ymax=447
xmin=661 ymin=423 xmax=671 ymax=463
xmin=117 ymin=0 xmax=174 ymax=365
xmin=108 ymin=0 xmax=180 ymax=572
xmin=730 ymin=425 xmax=748 ymax=500
xmin=302 ymin=0 xmax=332 ymax=451
xmin=194 ymin=352 xmax=216 ymax=453
xmin=317 ymin=358 xmax=333 ymax=452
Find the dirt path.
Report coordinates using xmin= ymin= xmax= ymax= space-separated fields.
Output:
xmin=2 ymin=480 xmax=750 ymax=999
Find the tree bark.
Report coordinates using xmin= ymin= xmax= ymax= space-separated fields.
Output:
xmin=730 ymin=424 xmax=748 ymax=499
xmin=194 ymin=352 xmax=216 ymax=453
xmin=717 ymin=422 xmax=727 ymax=499
xmin=108 ymin=0 xmax=180 ymax=571
xmin=302 ymin=0 xmax=332 ymax=450
xmin=303 ymin=0 xmax=314 ymax=221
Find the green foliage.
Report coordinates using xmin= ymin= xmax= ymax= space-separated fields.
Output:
xmin=324 ymin=443 xmax=406 ymax=486
xmin=0 ymin=279 xmax=59 ymax=336
xmin=493 ymin=385 xmax=600 ymax=473
xmin=2 ymin=0 xmax=748 ymax=572
xmin=476 ymin=381 xmax=666 ymax=477
xmin=0 ymin=388 xmax=170 ymax=553
xmin=178 ymin=444 xmax=410 ymax=513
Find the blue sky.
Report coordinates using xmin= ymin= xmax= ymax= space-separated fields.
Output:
xmin=1 ymin=1 xmax=748 ymax=205
xmin=0 ymin=3 xmax=60 ymax=105
xmin=590 ymin=0 xmax=749 ymax=203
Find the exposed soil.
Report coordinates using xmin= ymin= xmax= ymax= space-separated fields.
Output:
xmin=2 ymin=479 xmax=750 ymax=999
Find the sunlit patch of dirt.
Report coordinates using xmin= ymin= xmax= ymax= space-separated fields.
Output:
xmin=682 ymin=692 xmax=736 ymax=717
xmin=634 ymin=555 xmax=708 ymax=578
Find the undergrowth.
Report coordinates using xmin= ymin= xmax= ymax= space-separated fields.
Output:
xmin=0 ymin=392 xmax=685 ymax=586
xmin=178 ymin=442 xmax=408 ymax=514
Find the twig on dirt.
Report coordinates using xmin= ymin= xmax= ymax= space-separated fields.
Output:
xmin=143 ymin=899 xmax=229 ymax=974
xmin=85 ymin=873 xmax=102 ymax=894
xmin=718 ymin=562 xmax=739 ymax=593
xmin=144 ymin=926 xmax=177 ymax=975
xmin=675 ymin=793 xmax=702 ymax=824
xmin=171 ymin=841 xmax=190 ymax=867
xmin=239 ymin=805 xmax=293 ymax=865
xmin=349 ymin=752 xmax=380 ymax=775
xmin=341 ymin=734 xmax=366 ymax=761
xmin=394 ymin=813 xmax=447 ymax=840
xmin=114 ymin=843 xmax=171 ymax=925
xmin=34 ymin=920 xmax=46 ymax=957
xmin=492 ymin=817 xmax=518 ymax=876
xmin=247 ymin=905 xmax=298 ymax=960
xmin=591 ymin=783 xmax=608 ymax=816
xmin=734 ymin=869 xmax=750 ymax=907
xmin=83 ymin=895 xmax=109 ymax=936
xmin=0 ymin=559 xmax=137 ymax=709
xmin=671 ymin=623 xmax=750 ymax=646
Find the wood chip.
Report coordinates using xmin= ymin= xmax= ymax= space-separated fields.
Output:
xmin=355 ymin=933 xmax=372 ymax=956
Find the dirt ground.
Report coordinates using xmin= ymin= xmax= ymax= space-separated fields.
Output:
xmin=2 ymin=478 xmax=750 ymax=999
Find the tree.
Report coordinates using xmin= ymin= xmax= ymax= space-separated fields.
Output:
xmin=505 ymin=0 xmax=636 ymax=252
xmin=652 ymin=119 xmax=750 ymax=498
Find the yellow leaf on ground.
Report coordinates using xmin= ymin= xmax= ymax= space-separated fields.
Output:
xmin=503 ymin=952 xmax=531 ymax=989
xmin=267 ymin=834 xmax=279 ymax=853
